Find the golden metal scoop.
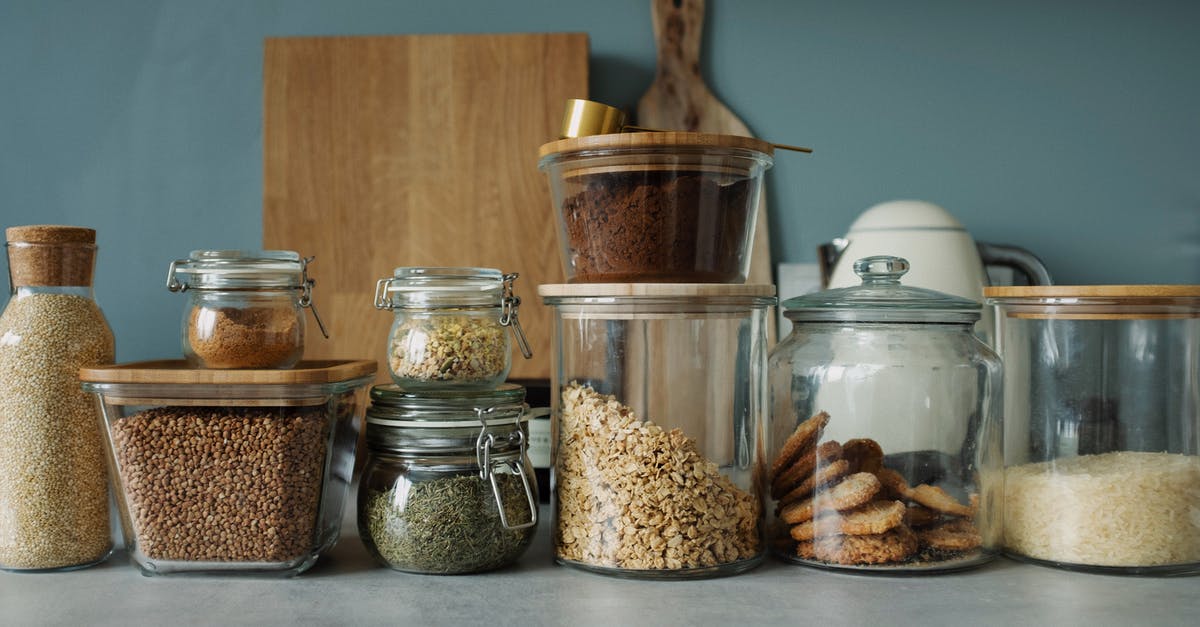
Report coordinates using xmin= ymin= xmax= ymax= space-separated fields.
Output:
xmin=558 ymin=99 xmax=812 ymax=153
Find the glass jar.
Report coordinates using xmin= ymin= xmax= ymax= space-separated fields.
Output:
xmin=987 ymin=285 xmax=1200 ymax=575
xmin=769 ymin=256 xmax=1002 ymax=572
xmin=166 ymin=250 xmax=327 ymax=369
xmin=373 ymin=267 xmax=532 ymax=389
xmin=357 ymin=384 xmax=538 ymax=574
xmin=0 ymin=225 xmax=114 ymax=572
xmin=540 ymin=283 xmax=774 ymax=579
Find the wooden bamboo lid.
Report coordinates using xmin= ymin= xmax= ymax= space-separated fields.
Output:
xmin=984 ymin=285 xmax=1200 ymax=299
xmin=79 ymin=359 xmax=377 ymax=385
xmin=5 ymin=224 xmax=97 ymax=287
xmin=538 ymin=131 xmax=774 ymax=160
xmin=985 ymin=285 xmax=1200 ymax=319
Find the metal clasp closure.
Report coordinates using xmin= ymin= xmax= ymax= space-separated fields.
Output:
xmin=475 ymin=406 xmax=537 ymax=531
xmin=299 ymin=256 xmax=330 ymax=339
xmin=500 ymin=273 xmax=533 ymax=360
xmin=165 ymin=259 xmax=188 ymax=292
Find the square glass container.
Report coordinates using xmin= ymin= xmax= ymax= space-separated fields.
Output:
xmin=79 ymin=359 xmax=375 ymax=576
xmin=537 ymin=132 xmax=773 ymax=283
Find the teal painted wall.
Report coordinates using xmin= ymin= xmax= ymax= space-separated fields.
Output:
xmin=2 ymin=0 xmax=1197 ymax=362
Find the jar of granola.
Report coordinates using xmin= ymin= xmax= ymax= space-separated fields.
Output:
xmin=374 ymin=267 xmax=532 ymax=389
xmin=166 ymin=250 xmax=328 ymax=369
xmin=539 ymin=282 xmax=774 ymax=579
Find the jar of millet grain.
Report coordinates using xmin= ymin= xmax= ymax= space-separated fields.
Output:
xmin=0 ymin=225 xmax=115 ymax=572
xmin=167 ymin=250 xmax=328 ymax=369
xmin=374 ymin=267 xmax=532 ymax=389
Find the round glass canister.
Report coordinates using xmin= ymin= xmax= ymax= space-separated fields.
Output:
xmin=539 ymin=282 xmax=775 ymax=579
xmin=374 ymin=267 xmax=532 ymax=389
xmin=166 ymin=250 xmax=327 ymax=369
xmin=357 ymin=383 xmax=538 ymax=574
xmin=769 ymin=256 xmax=1002 ymax=572
xmin=986 ymin=285 xmax=1200 ymax=575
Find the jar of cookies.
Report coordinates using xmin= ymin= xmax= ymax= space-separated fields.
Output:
xmin=540 ymin=283 xmax=774 ymax=579
xmin=374 ymin=267 xmax=532 ymax=389
xmin=768 ymin=256 xmax=1002 ymax=572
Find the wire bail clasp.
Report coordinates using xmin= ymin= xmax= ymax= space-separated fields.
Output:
xmin=500 ymin=273 xmax=533 ymax=360
xmin=475 ymin=406 xmax=537 ymax=531
xmin=299 ymin=256 xmax=330 ymax=339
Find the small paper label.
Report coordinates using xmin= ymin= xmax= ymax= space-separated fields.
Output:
xmin=526 ymin=407 xmax=552 ymax=469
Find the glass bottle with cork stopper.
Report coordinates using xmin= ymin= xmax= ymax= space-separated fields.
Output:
xmin=0 ymin=225 xmax=115 ymax=571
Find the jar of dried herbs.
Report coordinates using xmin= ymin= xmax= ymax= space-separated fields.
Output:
xmin=373 ymin=267 xmax=532 ymax=389
xmin=166 ymin=250 xmax=328 ymax=369
xmin=357 ymin=383 xmax=538 ymax=574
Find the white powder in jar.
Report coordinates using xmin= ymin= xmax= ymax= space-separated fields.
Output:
xmin=1004 ymin=451 xmax=1200 ymax=567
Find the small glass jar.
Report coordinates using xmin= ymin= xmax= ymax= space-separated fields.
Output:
xmin=769 ymin=256 xmax=1003 ymax=573
xmin=540 ymin=282 xmax=774 ymax=579
xmin=373 ymin=267 xmax=532 ymax=389
xmin=987 ymin=285 xmax=1200 ymax=575
xmin=357 ymin=384 xmax=538 ymax=574
xmin=166 ymin=250 xmax=327 ymax=369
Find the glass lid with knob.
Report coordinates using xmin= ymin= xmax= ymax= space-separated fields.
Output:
xmin=783 ymin=256 xmax=981 ymax=324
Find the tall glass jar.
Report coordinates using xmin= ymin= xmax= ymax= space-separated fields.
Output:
xmin=0 ymin=225 xmax=115 ymax=571
xmin=539 ymin=283 xmax=774 ymax=579
xmin=373 ymin=267 xmax=532 ymax=389
xmin=357 ymin=384 xmax=538 ymax=574
xmin=769 ymin=256 xmax=1002 ymax=572
xmin=987 ymin=285 xmax=1200 ymax=575
xmin=166 ymin=250 xmax=327 ymax=369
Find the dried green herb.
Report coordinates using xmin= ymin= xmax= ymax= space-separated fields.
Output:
xmin=363 ymin=473 xmax=535 ymax=574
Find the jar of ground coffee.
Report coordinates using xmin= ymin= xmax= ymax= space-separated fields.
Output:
xmin=167 ymin=250 xmax=327 ymax=369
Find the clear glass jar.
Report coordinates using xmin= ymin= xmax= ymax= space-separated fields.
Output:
xmin=769 ymin=256 xmax=1002 ymax=572
xmin=540 ymin=283 xmax=774 ymax=579
xmin=357 ymin=384 xmax=538 ymax=574
xmin=0 ymin=226 xmax=114 ymax=572
xmin=166 ymin=250 xmax=327 ymax=369
xmin=987 ymin=285 xmax=1200 ymax=575
xmin=373 ymin=267 xmax=532 ymax=389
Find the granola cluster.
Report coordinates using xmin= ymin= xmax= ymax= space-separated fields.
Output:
xmin=555 ymin=382 xmax=760 ymax=571
xmin=388 ymin=315 xmax=507 ymax=384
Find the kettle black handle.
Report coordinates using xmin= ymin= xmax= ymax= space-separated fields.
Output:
xmin=976 ymin=242 xmax=1053 ymax=286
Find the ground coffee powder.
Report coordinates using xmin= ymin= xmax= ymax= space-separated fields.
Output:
xmin=560 ymin=171 xmax=752 ymax=282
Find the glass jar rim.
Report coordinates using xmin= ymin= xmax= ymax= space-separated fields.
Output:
xmin=167 ymin=250 xmax=308 ymax=290
xmin=377 ymin=267 xmax=507 ymax=309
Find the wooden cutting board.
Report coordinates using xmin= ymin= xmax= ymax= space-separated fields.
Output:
xmin=263 ymin=33 xmax=589 ymax=382
xmin=637 ymin=0 xmax=772 ymax=291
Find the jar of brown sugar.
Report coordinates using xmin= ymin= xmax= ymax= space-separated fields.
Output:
xmin=167 ymin=250 xmax=328 ymax=369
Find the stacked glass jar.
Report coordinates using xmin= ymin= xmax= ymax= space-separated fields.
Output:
xmin=76 ymin=250 xmax=374 ymax=577
xmin=538 ymin=128 xmax=777 ymax=578
xmin=363 ymin=267 xmax=537 ymax=574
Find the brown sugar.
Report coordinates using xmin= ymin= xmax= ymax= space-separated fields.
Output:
xmin=187 ymin=304 xmax=302 ymax=369
xmin=559 ymin=171 xmax=752 ymax=282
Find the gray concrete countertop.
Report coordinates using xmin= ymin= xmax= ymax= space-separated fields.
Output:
xmin=1 ymin=506 xmax=1196 ymax=627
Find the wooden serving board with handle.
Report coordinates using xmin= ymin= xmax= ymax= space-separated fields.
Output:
xmin=637 ymin=0 xmax=773 ymax=292
xmin=263 ymin=33 xmax=589 ymax=382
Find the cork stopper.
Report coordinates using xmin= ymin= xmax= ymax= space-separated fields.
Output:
xmin=6 ymin=225 xmax=98 ymax=287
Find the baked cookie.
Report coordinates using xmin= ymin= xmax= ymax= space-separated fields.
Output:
xmin=813 ymin=525 xmax=918 ymax=565
xmin=875 ymin=467 xmax=912 ymax=501
xmin=917 ymin=518 xmax=981 ymax=551
xmin=770 ymin=411 xmax=831 ymax=480
xmin=779 ymin=497 xmax=815 ymax=525
xmin=904 ymin=503 xmax=941 ymax=528
xmin=842 ymin=438 xmax=884 ymax=475
xmin=814 ymin=472 xmax=880 ymax=513
xmin=795 ymin=540 xmax=816 ymax=560
xmin=778 ymin=459 xmax=850 ymax=506
xmin=909 ymin=484 xmax=973 ymax=517
xmin=771 ymin=440 xmax=843 ymax=498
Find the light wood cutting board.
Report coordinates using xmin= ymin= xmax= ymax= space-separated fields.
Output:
xmin=263 ymin=33 xmax=589 ymax=382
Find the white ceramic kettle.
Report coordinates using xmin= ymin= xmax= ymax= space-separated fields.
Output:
xmin=820 ymin=200 xmax=1051 ymax=345
xmin=824 ymin=200 xmax=1051 ymax=299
